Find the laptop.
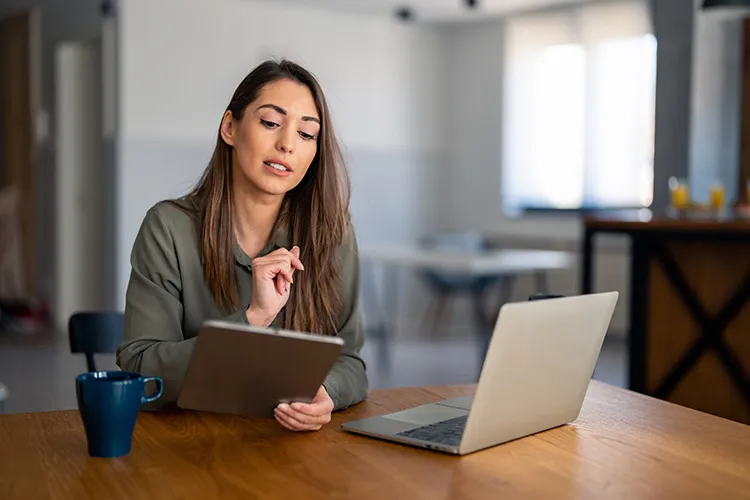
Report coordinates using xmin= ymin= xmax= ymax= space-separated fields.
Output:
xmin=342 ymin=291 xmax=619 ymax=455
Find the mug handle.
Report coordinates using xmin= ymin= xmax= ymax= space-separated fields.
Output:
xmin=140 ymin=376 xmax=164 ymax=404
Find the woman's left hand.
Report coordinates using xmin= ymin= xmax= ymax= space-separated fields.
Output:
xmin=274 ymin=385 xmax=334 ymax=431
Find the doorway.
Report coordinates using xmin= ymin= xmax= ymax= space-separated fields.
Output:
xmin=54 ymin=34 xmax=112 ymax=330
xmin=0 ymin=8 xmax=40 ymax=301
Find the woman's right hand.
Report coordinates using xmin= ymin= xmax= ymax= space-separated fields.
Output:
xmin=245 ymin=246 xmax=304 ymax=327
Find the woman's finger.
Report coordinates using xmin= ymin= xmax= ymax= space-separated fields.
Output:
xmin=289 ymin=403 xmax=332 ymax=423
xmin=274 ymin=407 xmax=321 ymax=431
xmin=276 ymin=404 xmax=326 ymax=427
xmin=275 ymin=275 xmax=293 ymax=295
xmin=285 ymin=246 xmax=305 ymax=271
xmin=274 ymin=412 xmax=297 ymax=431
xmin=274 ymin=275 xmax=286 ymax=295
xmin=290 ymin=256 xmax=304 ymax=272
xmin=254 ymin=260 xmax=294 ymax=283
xmin=254 ymin=249 xmax=304 ymax=274
xmin=265 ymin=247 xmax=304 ymax=268
xmin=277 ymin=404 xmax=329 ymax=426
xmin=272 ymin=247 xmax=305 ymax=271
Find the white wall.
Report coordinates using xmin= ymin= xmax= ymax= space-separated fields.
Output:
xmin=116 ymin=0 xmax=443 ymax=306
xmin=120 ymin=4 xmax=442 ymax=149
xmin=55 ymin=40 xmax=109 ymax=330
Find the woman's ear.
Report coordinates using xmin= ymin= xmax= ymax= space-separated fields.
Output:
xmin=220 ymin=110 xmax=236 ymax=146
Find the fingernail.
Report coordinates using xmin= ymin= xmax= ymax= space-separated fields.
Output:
xmin=279 ymin=403 xmax=290 ymax=411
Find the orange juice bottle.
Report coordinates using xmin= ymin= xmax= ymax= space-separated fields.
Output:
xmin=709 ymin=182 xmax=725 ymax=210
xmin=669 ymin=177 xmax=689 ymax=208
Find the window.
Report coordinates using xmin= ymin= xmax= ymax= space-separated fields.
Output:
xmin=501 ymin=0 xmax=656 ymax=214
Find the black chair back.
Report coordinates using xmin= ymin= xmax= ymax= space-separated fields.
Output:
xmin=69 ymin=312 xmax=124 ymax=372
xmin=0 ymin=382 xmax=7 ymax=414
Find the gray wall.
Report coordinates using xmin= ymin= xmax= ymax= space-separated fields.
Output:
xmin=651 ymin=0 xmax=744 ymax=209
xmin=689 ymin=11 xmax=743 ymax=203
xmin=650 ymin=0 xmax=695 ymax=213
xmin=438 ymin=19 xmax=506 ymax=232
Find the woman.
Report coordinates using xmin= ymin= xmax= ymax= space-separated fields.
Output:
xmin=116 ymin=59 xmax=368 ymax=431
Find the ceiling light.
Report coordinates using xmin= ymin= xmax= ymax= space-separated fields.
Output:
xmin=394 ymin=6 xmax=414 ymax=22
xmin=701 ymin=0 xmax=750 ymax=16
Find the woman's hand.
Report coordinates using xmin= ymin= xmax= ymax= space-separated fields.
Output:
xmin=274 ymin=385 xmax=334 ymax=431
xmin=246 ymin=246 xmax=304 ymax=327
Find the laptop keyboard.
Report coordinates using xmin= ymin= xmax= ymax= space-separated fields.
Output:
xmin=396 ymin=415 xmax=468 ymax=447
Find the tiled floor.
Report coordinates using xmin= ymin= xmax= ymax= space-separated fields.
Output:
xmin=0 ymin=319 xmax=627 ymax=414
xmin=0 ymin=331 xmax=119 ymax=414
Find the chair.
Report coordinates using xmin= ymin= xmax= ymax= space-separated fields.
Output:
xmin=68 ymin=312 xmax=124 ymax=372
xmin=0 ymin=381 xmax=7 ymax=414
xmin=417 ymin=232 xmax=504 ymax=336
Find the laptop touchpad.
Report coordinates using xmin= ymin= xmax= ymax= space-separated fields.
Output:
xmin=437 ymin=396 xmax=473 ymax=410
xmin=383 ymin=403 xmax=468 ymax=426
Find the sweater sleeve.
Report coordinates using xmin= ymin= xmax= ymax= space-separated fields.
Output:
xmin=321 ymin=224 xmax=369 ymax=411
xmin=116 ymin=206 xmax=248 ymax=409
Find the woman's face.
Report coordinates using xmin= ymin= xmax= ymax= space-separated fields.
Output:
xmin=221 ymin=78 xmax=320 ymax=197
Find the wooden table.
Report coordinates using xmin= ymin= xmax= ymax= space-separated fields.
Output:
xmin=582 ymin=210 xmax=750 ymax=424
xmin=2 ymin=381 xmax=749 ymax=499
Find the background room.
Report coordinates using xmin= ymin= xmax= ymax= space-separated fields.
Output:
xmin=1 ymin=0 xmax=748 ymax=422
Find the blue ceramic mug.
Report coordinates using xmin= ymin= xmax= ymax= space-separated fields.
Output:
xmin=75 ymin=371 xmax=163 ymax=458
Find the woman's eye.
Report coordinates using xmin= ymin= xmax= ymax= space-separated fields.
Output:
xmin=299 ymin=131 xmax=316 ymax=141
xmin=260 ymin=119 xmax=279 ymax=129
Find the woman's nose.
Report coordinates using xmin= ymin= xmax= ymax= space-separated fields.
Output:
xmin=276 ymin=129 xmax=295 ymax=154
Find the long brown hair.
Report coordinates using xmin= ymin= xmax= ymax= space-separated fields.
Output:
xmin=184 ymin=59 xmax=351 ymax=335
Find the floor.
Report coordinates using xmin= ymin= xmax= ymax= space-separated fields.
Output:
xmin=0 ymin=311 xmax=627 ymax=414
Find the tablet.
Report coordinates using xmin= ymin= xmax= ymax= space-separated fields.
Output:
xmin=176 ymin=319 xmax=344 ymax=417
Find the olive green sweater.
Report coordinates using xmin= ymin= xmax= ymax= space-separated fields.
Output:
xmin=116 ymin=200 xmax=368 ymax=411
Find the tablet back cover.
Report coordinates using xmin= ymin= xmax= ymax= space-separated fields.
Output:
xmin=177 ymin=320 xmax=344 ymax=417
